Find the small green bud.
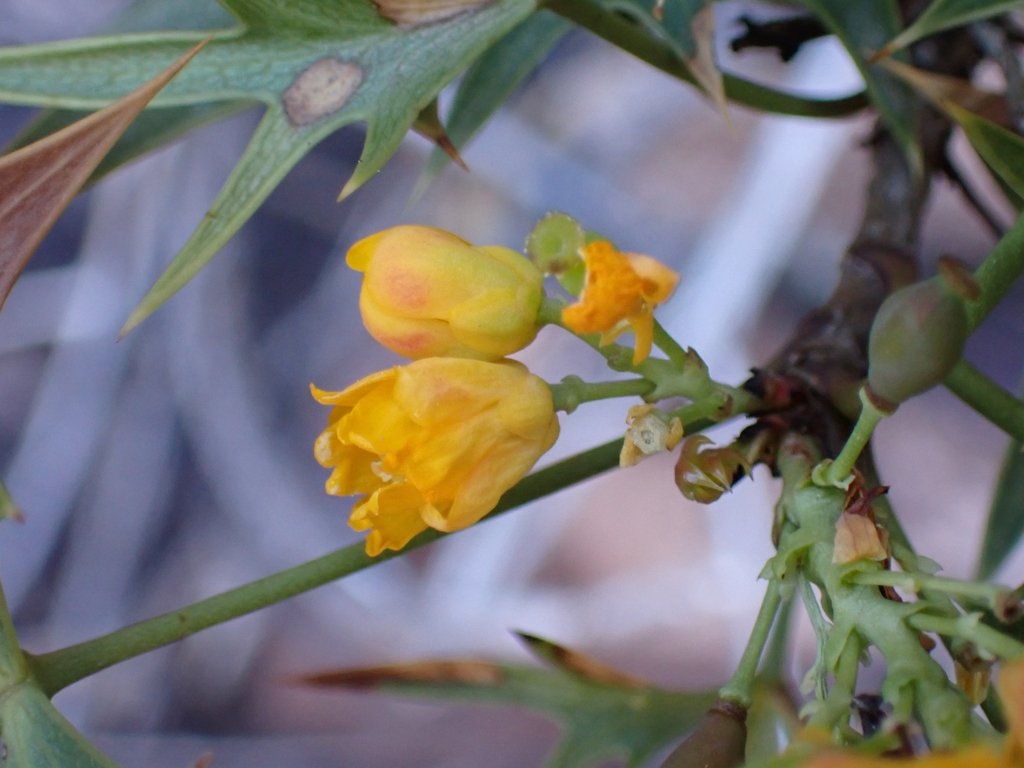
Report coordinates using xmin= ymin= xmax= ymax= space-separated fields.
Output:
xmin=660 ymin=700 xmax=747 ymax=768
xmin=525 ymin=212 xmax=584 ymax=275
xmin=866 ymin=259 xmax=972 ymax=408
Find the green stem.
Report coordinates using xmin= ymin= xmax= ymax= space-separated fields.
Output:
xmin=548 ymin=376 xmax=654 ymax=412
xmin=28 ymin=438 xmax=627 ymax=696
xmin=815 ymin=388 xmax=889 ymax=487
xmin=652 ymin=319 xmax=688 ymax=369
xmin=944 ymin=360 xmax=1024 ymax=442
xmin=850 ymin=570 xmax=1014 ymax=612
xmin=808 ymin=632 xmax=862 ymax=732
xmin=907 ymin=613 xmax=1024 ymax=661
xmin=719 ymin=579 xmax=783 ymax=708
xmin=758 ymin=588 xmax=795 ymax=685
xmin=967 ymin=211 xmax=1024 ymax=331
xmin=541 ymin=0 xmax=867 ymax=118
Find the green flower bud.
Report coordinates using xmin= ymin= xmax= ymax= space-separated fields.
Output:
xmin=660 ymin=700 xmax=747 ymax=768
xmin=866 ymin=259 xmax=972 ymax=408
xmin=525 ymin=212 xmax=584 ymax=276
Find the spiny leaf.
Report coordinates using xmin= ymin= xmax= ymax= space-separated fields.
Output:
xmin=0 ymin=40 xmax=206 ymax=314
xmin=978 ymin=435 xmax=1024 ymax=579
xmin=0 ymin=684 xmax=118 ymax=767
xmin=794 ymin=0 xmax=921 ymax=170
xmin=0 ymin=0 xmax=537 ymax=333
xmin=878 ymin=0 xmax=1024 ymax=59
xmin=295 ymin=637 xmax=715 ymax=768
xmin=413 ymin=99 xmax=467 ymax=171
xmin=417 ymin=11 xmax=571 ymax=192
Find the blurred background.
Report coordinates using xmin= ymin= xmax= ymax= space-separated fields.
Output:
xmin=0 ymin=1 xmax=1021 ymax=765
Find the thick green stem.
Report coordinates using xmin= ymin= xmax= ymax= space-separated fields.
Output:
xmin=815 ymin=388 xmax=889 ymax=487
xmin=541 ymin=0 xmax=867 ymax=118
xmin=27 ymin=438 xmax=626 ymax=696
xmin=966 ymin=211 xmax=1024 ymax=331
xmin=718 ymin=579 xmax=783 ymax=708
xmin=944 ymin=360 xmax=1024 ymax=442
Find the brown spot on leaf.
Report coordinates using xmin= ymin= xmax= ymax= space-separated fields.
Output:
xmin=373 ymin=0 xmax=490 ymax=27
xmin=283 ymin=59 xmax=363 ymax=126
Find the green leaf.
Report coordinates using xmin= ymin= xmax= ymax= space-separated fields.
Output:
xmin=544 ymin=0 xmax=868 ymax=119
xmin=978 ymin=435 xmax=1024 ymax=579
xmin=794 ymin=0 xmax=921 ymax=169
xmin=0 ymin=685 xmax=119 ymax=767
xmin=297 ymin=633 xmax=716 ymax=768
xmin=417 ymin=11 xmax=571 ymax=190
xmin=0 ymin=0 xmax=537 ymax=332
xmin=4 ymin=0 xmax=246 ymax=183
xmin=880 ymin=0 xmax=1024 ymax=57
xmin=946 ymin=102 xmax=1024 ymax=200
xmin=0 ymin=578 xmax=109 ymax=767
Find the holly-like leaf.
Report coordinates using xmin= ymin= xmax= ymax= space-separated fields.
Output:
xmin=794 ymin=0 xmax=921 ymax=169
xmin=417 ymin=11 xmax=571 ymax=190
xmin=0 ymin=0 xmax=537 ymax=333
xmin=296 ymin=633 xmax=715 ymax=768
xmin=878 ymin=0 xmax=1024 ymax=58
xmin=978 ymin=435 xmax=1024 ymax=579
xmin=0 ymin=40 xmax=206 ymax=314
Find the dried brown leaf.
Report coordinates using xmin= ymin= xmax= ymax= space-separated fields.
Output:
xmin=878 ymin=58 xmax=1010 ymax=127
xmin=0 ymin=39 xmax=207 ymax=313
xmin=294 ymin=660 xmax=504 ymax=690
xmin=687 ymin=6 xmax=729 ymax=122
xmin=833 ymin=511 xmax=888 ymax=565
xmin=516 ymin=632 xmax=647 ymax=689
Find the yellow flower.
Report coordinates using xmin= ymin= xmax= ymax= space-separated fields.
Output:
xmin=312 ymin=358 xmax=560 ymax=556
xmin=792 ymin=659 xmax=1024 ymax=767
xmin=561 ymin=240 xmax=679 ymax=364
xmin=348 ymin=225 xmax=544 ymax=361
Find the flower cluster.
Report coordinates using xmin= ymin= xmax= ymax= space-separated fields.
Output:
xmin=313 ymin=222 xmax=682 ymax=556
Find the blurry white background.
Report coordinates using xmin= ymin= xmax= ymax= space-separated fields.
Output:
xmin=0 ymin=1 xmax=1020 ymax=765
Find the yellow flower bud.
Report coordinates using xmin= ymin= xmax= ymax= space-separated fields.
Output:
xmin=312 ymin=358 xmax=559 ymax=556
xmin=561 ymin=240 xmax=679 ymax=364
xmin=348 ymin=225 xmax=544 ymax=360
